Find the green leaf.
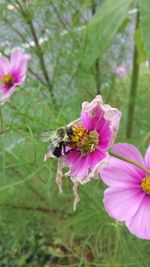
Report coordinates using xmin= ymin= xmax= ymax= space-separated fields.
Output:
xmin=118 ymin=18 xmax=129 ymax=33
xmin=82 ymin=0 xmax=133 ymax=67
xmin=139 ymin=0 xmax=150 ymax=65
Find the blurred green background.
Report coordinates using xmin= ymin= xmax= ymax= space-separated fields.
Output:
xmin=0 ymin=0 xmax=150 ymax=266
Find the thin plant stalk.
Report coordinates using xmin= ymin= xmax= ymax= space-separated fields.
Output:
xmin=14 ymin=0 xmax=57 ymax=107
xmin=109 ymin=150 xmax=150 ymax=176
xmin=126 ymin=11 xmax=139 ymax=138
xmin=0 ymin=107 xmax=3 ymax=133
xmin=91 ymin=0 xmax=101 ymax=94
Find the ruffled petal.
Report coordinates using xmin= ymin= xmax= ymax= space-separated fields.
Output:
xmin=126 ymin=195 xmax=150 ymax=239
xmin=103 ymin=105 xmax=122 ymax=147
xmin=88 ymin=152 xmax=109 ymax=180
xmin=66 ymin=147 xmax=108 ymax=184
xmin=82 ymin=95 xmax=103 ymax=114
xmin=103 ymin=187 xmax=144 ymax=221
xmin=81 ymin=106 xmax=104 ymax=132
xmin=81 ymin=95 xmax=121 ymax=148
xmin=81 ymin=96 xmax=104 ymax=131
xmin=144 ymin=145 xmax=150 ymax=171
xmin=67 ymin=150 xmax=88 ymax=177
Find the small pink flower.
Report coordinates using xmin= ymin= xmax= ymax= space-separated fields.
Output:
xmin=114 ymin=65 xmax=127 ymax=78
xmin=44 ymin=95 xmax=121 ymax=209
xmin=101 ymin=143 xmax=150 ymax=240
xmin=0 ymin=48 xmax=31 ymax=104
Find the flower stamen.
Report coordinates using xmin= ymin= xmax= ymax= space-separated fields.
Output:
xmin=2 ymin=74 xmax=14 ymax=86
xmin=141 ymin=177 xmax=150 ymax=194
xmin=69 ymin=125 xmax=99 ymax=156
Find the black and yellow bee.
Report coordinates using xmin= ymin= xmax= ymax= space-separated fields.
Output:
xmin=40 ymin=125 xmax=75 ymax=157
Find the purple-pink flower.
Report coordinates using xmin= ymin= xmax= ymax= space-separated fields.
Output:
xmin=101 ymin=143 xmax=150 ymax=240
xmin=114 ymin=65 xmax=127 ymax=78
xmin=44 ymin=95 xmax=121 ymax=209
xmin=0 ymin=48 xmax=31 ymax=104
xmin=65 ymin=95 xmax=121 ymax=184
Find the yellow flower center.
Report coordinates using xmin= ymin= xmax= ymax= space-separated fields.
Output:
xmin=141 ymin=177 xmax=150 ymax=194
xmin=2 ymin=74 xmax=14 ymax=86
xmin=69 ymin=125 xmax=99 ymax=156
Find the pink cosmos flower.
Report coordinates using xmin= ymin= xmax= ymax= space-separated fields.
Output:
xmin=65 ymin=95 xmax=121 ymax=184
xmin=114 ymin=65 xmax=127 ymax=78
xmin=44 ymin=95 xmax=121 ymax=209
xmin=0 ymin=48 xmax=31 ymax=104
xmin=101 ymin=143 xmax=150 ymax=240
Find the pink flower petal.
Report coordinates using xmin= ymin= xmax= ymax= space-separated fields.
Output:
xmin=101 ymin=156 xmax=144 ymax=188
xmin=70 ymin=154 xmax=89 ymax=179
xmin=66 ymin=150 xmax=81 ymax=165
xmin=126 ymin=196 xmax=150 ymax=239
xmin=144 ymin=145 xmax=150 ymax=170
xmin=0 ymin=86 xmax=16 ymax=105
xmin=102 ymin=105 xmax=121 ymax=148
xmin=81 ymin=107 xmax=104 ymax=132
xmin=88 ymin=152 xmax=109 ymax=180
xmin=103 ymin=187 xmax=144 ymax=221
xmin=112 ymin=143 xmax=145 ymax=177
xmin=0 ymin=56 xmax=10 ymax=77
xmin=11 ymin=49 xmax=30 ymax=70
xmin=82 ymin=95 xmax=103 ymax=114
xmin=81 ymin=96 xmax=104 ymax=131
xmin=88 ymin=148 xmax=107 ymax=169
xmin=10 ymin=49 xmax=31 ymax=84
xmin=0 ymin=49 xmax=30 ymax=105
xmin=67 ymin=147 xmax=108 ymax=184
xmin=99 ymin=121 xmax=112 ymax=149
xmin=0 ymin=84 xmax=8 ymax=94
xmin=81 ymin=95 xmax=121 ymax=149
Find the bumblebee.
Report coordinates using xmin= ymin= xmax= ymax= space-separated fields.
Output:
xmin=40 ymin=125 xmax=76 ymax=158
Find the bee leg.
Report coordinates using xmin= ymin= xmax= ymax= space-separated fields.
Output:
xmin=62 ymin=143 xmax=67 ymax=155
xmin=63 ymin=144 xmax=76 ymax=155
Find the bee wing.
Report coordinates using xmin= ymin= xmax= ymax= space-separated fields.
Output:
xmin=39 ymin=131 xmax=55 ymax=142
xmin=47 ymin=137 xmax=63 ymax=156
xmin=44 ymin=137 xmax=63 ymax=161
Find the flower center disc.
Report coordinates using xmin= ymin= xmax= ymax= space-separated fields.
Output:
xmin=2 ymin=74 xmax=14 ymax=86
xmin=141 ymin=177 xmax=150 ymax=194
xmin=70 ymin=125 xmax=99 ymax=156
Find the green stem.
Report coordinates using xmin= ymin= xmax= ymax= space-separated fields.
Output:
xmin=15 ymin=0 xmax=57 ymax=108
xmin=0 ymin=107 xmax=3 ymax=133
xmin=126 ymin=10 xmax=139 ymax=138
xmin=91 ymin=0 xmax=101 ymax=95
xmin=109 ymin=150 xmax=150 ymax=176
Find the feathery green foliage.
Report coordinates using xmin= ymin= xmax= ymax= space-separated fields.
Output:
xmin=0 ymin=0 xmax=150 ymax=266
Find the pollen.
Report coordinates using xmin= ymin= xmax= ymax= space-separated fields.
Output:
xmin=70 ymin=125 xmax=87 ymax=147
xmin=70 ymin=124 xmax=99 ymax=156
xmin=2 ymin=74 xmax=14 ymax=86
xmin=81 ymin=130 xmax=99 ymax=156
xmin=141 ymin=177 xmax=150 ymax=195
